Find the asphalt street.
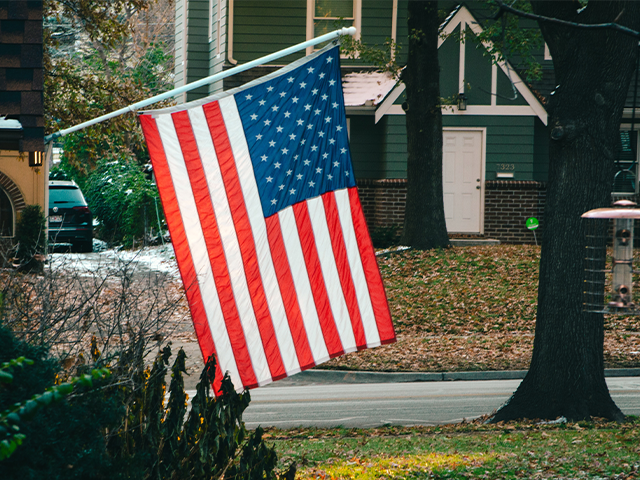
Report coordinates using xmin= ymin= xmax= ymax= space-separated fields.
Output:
xmin=182 ymin=374 xmax=640 ymax=428
xmin=234 ymin=376 xmax=640 ymax=428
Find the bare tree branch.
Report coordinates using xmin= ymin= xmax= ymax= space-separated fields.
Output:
xmin=493 ymin=0 xmax=640 ymax=38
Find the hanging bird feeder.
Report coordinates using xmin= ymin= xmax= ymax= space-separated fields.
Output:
xmin=582 ymin=200 xmax=640 ymax=314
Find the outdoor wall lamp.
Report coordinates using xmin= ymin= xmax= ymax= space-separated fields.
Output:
xmin=457 ymin=93 xmax=468 ymax=111
xmin=28 ymin=151 xmax=44 ymax=167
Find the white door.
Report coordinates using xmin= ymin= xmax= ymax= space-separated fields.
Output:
xmin=442 ymin=130 xmax=484 ymax=233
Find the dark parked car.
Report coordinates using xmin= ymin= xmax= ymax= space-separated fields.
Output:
xmin=48 ymin=180 xmax=93 ymax=252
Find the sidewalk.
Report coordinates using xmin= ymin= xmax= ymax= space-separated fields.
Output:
xmin=263 ymin=367 xmax=640 ymax=388
xmin=176 ymin=339 xmax=640 ymax=388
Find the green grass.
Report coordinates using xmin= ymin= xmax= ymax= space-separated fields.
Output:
xmin=267 ymin=420 xmax=640 ymax=479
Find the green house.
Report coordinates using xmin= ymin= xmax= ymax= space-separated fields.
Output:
xmin=174 ymin=1 xmax=640 ymax=243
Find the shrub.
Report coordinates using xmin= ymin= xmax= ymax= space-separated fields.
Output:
xmin=0 ymin=257 xmax=283 ymax=479
xmin=84 ymin=157 xmax=163 ymax=247
xmin=13 ymin=205 xmax=46 ymax=273
xmin=108 ymin=348 xmax=280 ymax=479
xmin=371 ymin=224 xmax=401 ymax=249
xmin=0 ymin=323 xmax=120 ymax=479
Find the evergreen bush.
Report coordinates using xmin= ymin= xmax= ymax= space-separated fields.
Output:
xmin=13 ymin=205 xmax=46 ymax=273
xmin=84 ymin=157 xmax=163 ymax=247
xmin=0 ymin=324 xmax=282 ymax=479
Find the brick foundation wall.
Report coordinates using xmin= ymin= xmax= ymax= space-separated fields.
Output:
xmin=356 ymin=179 xmax=548 ymax=245
xmin=484 ymin=181 xmax=546 ymax=244
xmin=357 ymin=179 xmax=407 ymax=233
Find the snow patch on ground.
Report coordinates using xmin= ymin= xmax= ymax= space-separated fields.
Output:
xmin=49 ymin=244 xmax=180 ymax=279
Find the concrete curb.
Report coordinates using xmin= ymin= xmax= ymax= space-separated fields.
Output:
xmin=266 ymin=367 xmax=640 ymax=387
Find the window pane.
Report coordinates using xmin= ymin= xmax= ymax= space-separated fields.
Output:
xmin=314 ymin=18 xmax=353 ymax=38
xmin=315 ymin=0 xmax=353 ymax=19
xmin=49 ymin=187 xmax=86 ymax=205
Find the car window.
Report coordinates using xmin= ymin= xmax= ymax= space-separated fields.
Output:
xmin=49 ymin=187 xmax=86 ymax=205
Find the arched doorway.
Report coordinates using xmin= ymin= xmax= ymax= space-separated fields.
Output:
xmin=0 ymin=188 xmax=13 ymax=237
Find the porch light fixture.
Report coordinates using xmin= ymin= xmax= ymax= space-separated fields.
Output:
xmin=457 ymin=93 xmax=468 ymax=111
xmin=28 ymin=151 xmax=44 ymax=167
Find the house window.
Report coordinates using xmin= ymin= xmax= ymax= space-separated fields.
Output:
xmin=315 ymin=0 xmax=355 ymax=37
xmin=0 ymin=188 xmax=13 ymax=237
xmin=306 ymin=0 xmax=361 ymax=53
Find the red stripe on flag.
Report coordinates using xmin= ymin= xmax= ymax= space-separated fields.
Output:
xmin=348 ymin=188 xmax=396 ymax=344
xmin=171 ymin=111 xmax=259 ymax=388
xmin=139 ymin=115 xmax=224 ymax=392
xmin=321 ymin=192 xmax=367 ymax=350
xmin=202 ymin=101 xmax=287 ymax=381
xmin=265 ymin=215 xmax=316 ymax=370
xmin=292 ymin=201 xmax=344 ymax=357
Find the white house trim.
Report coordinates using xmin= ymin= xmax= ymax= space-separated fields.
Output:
xmin=383 ymin=104 xmax=541 ymax=117
xmin=491 ymin=63 xmax=497 ymax=106
xmin=458 ymin=20 xmax=466 ymax=94
xmin=433 ymin=5 xmax=547 ymax=125
xmin=391 ymin=0 xmax=398 ymax=60
xmin=306 ymin=0 xmax=361 ymax=55
xmin=375 ymin=82 xmax=405 ymax=123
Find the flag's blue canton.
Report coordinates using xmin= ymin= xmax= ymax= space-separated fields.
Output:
xmin=235 ymin=46 xmax=356 ymax=218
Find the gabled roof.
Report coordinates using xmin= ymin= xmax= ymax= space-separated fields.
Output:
xmin=342 ymin=71 xmax=397 ymax=111
xmin=375 ymin=4 xmax=548 ymax=125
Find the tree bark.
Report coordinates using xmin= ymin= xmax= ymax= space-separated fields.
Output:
xmin=400 ymin=1 xmax=450 ymax=250
xmin=493 ymin=1 xmax=640 ymax=422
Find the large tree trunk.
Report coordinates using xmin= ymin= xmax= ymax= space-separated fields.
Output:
xmin=400 ymin=1 xmax=450 ymax=250
xmin=493 ymin=1 xmax=640 ymax=422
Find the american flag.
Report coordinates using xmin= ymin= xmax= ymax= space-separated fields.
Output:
xmin=139 ymin=44 xmax=395 ymax=393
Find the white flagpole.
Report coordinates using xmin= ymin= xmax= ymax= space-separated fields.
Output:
xmin=45 ymin=27 xmax=356 ymax=143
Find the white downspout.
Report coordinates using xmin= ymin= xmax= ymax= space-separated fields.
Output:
xmin=227 ymin=0 xmax=238 ymax=65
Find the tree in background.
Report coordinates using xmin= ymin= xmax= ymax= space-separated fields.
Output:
xmin=400 ymin=1 xmax=450 ymax=250
xmin=45 ymin=0 xmax=174 ymax=171
xmin=491 ymin=0 xmax=640 ymax=422
xmin=44 ymin=0 xmax=174 ymax=244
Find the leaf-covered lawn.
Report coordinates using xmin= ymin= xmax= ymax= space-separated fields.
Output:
xmin=267 ymin=419 xmax=640 ymax=479
xmin=322 ymin=245 xmax=640 ymax=372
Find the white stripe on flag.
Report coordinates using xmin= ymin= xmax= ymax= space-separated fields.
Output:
xmin=218 ymin=96 xmax=302 ymax=379
xmin=334 ymin=188 xmax=381 ymax=347
xmin=278 ymin=206 xmax=331 ymax=364
xmin=186 ymin=106 xmax=272 ymax=386
xmin=307 ymin=196 xmax=357 ymax=353
xmin=155 ymin=115 xmax=243 ymax=388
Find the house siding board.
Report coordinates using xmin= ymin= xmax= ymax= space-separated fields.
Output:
xmin=381 ymin=116 xmax=407 ymax=178
xmin=464 ymin=32 xmax=492 ymax=106
xmin=350 ymin=115 xmax=385 ymax=179
xmin=496 ymin=65 xmax=528 ymax=106
xmin=439 ymin=28 xmax=460 ymax=100
xmin=361 ymin=1 xmax=393 ymax=48
xmin=233 ymin=1 xmax=306 ymax=64
xmin=395 ymin=0 xmax=408 ymax=64
xmin=442 ymin=115 xmax=536 ymax=181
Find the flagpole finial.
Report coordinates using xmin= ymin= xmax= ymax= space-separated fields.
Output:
xmin=341 ymin=26 xmax=357 ymax=36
